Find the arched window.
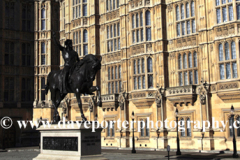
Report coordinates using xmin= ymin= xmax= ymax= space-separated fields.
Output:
xmin=134 ymin=77 xmax=137 ymax=90
xmin=136 ymin=13 xmax=139 ymax=28
xmin=41 ymin=42 xmax=45 ymax=65
xmin=110 ymin=0 xmax=112 ymax=10
xmin=119 ymin=65 xmax=121 ymax=78
xmin=134 ymin=60 xmax=136 ymax=74
xmin=41 ymin=77 xmax=45 ymax=100
xmin=186 ymin=3 xmax=190 ymax=18
xmin=184 ymin=72 xmax=188 ymax=85
xmin=115 ymin=66 xmax=117 ymax=79
xmin=138 ymin=76 xmax=141 ymax=89
xmin=137 ymin=59 xmax=140 ymax=74
xmin=225 ymin=42 xmax=230 ymax=60
xmin=107 ymin=26 xmax=109 ymax=39
xmin=231 ymin=41 xmax=236 ymax=59
xmin=83 ymin=30 xmax=88 ymax=42
xmin=180 ymin=118 xmax=185 ymax=137
xmin=146 ymin=10 xmax=151 ymax=26
xmin=108 ymin=82 xmax=111 ymax=94
xmin=114 ymin=24 xmax=116 ymax=37
xmin=113 ymin=0 xmax=115 ymax=9
xmin=219 ymin=43 xmax=224 ymax=61
xmin=188 ymin=52 xmax=192 ymax=68
xmin=140 ymin=12 xmax=143 ymax=26
xmin=183 ymin=53 xmax=187 ymax=69
xmin=117 ymin=0 xmax=119 ymax=8
xmin=187 ymin=118 xmax=191 ymax=137
xmin=146 ymin=11 xmax=151 ymax=41
xmin=147 ymin=57 xmax=153 ymax=72
xmin=83 ymin=4 xmax=87 ymax=16
xmin=41 ymin=8 xmax=46 ymax=30
xmin=108 ymin=67 xmax=110 ymax=80
xmin=191 ymin=1 xmax=195 ymax=16
xmin=106 ymin=0 xmax=109 ymax=11
xmin=142 ymin=58 xmax=145 ymax=73
xmin=181 ymin=4 xmax=184 ymax=19
xmin=176 ymin=5 xmax=180 ymax=20
xmin=112 ymin=82 xmax=114 ymax=93
xmin=115 ymin=81 xmax=118 ymax=93
xmin=193 ymin=51 xmax=197 ymax=67
xmin=178 ymin=54 xmax=182 ymax=69
xmin=111 ymin=66 xmax=114 ymax=79
xmin=132 ymin=14 xmax=135 ymax=28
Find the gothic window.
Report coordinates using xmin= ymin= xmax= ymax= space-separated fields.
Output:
xmin=186 ymin=3 xmax=190 ymax=18
xmin=22 ymin=43 xmax=31 ymax=66
xmin=22 ymin=4 xmax=31 ymax=31
xmin=108 ymin=65 xmax=121 ymax=94
xmin=106 ymin=0 xmax=119 ymax=11
xmin=216 ymin=0 xmax=236 ymax=23
xmin=178 ymin=54 xmax=182 ymax=69
xmin=237 ymin=4 xmax=240 ymax=19
xmin=5 ymin=42 xmax=14 ymax=65
xmin=229 ymin=5 xmax=234 ymax=21
xmin=140 ymin=119 xmax=149 ymax=137
xmin=177 ymin=23 xmax=180 ymax=36
xmin=4 ymin=77 xmax=14 ymax=102
xmin=187 ymin=118 xmax=192 ymax=136
xmin=182 ymin=21 xmax=185 ymax=35
xmin=147 ymin=57 xmax=153 ymax=88
xmin=140 ymin=12 xmax=143 ymax=26
xmin=133 ymin=57 xmax=151 ymax=90
xmin=181 ymin=4 xmax=185 ymax=19
xmin=146 ymin=11 xmax=151 ymax=41
xmin=180 ymin=118 xmax=192 ymax=137
xmin=107 ymin=22 xmax=120 ymax=52
xmin=176 ymin=2 xmax=196 ymax=37
xmin=231 ymin=41 xmax=236 ymax=59
xmin=178 ymin=52 xmax=198 ymax=86
xmin=41 ymin=8 xmax=46 ymax=30
xmin=108 ymin=67 xmax=110 ymax=80
xmin=108 ymin=82 xmax=111 ymax=94
xmin=187 ymin=20 xmax=190 ymax=34
xmin=22 ymin=78 xmax=31 ymax=101
xmin=83 ymin=30 xmax=88 ymax=55
xmin=180 ymin=118 xmax=185 ymax=137
xmin=183 ymin=53 xmax=187 ymax=69
xmin=219 ymin=42 xmax=237 ymax=80
xmin=188 ymin=53 xmax=192 ymax=68
xmin=73 ymin=31 xmax=82 ymax=56
xmin=176 ymin=5 xmax=180 ymax=20
xmin=41 ymin=42 xmax=46 ymax=65
xmin=191 ymin=1 xmax=195 ymax=16
xmin=5 ymin=2 xmax=14 ymax=29
xmin=83 ymin=4 xmax=87 ymax=16
xmin=106 ymin=121 xmax=115 ymax=137
xmin=41 ymin=77 xmax=45 ymax=101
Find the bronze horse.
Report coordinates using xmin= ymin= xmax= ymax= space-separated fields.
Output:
xmin=45 ymin=54 xmax=102 ymax=122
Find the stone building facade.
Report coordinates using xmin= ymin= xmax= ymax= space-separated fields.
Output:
xmin=0 ymin=0 xmax=35 ymax=148
xmin=33 ymin=0 xmax=240 ymax=151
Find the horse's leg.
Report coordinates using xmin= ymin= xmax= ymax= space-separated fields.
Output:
xmin=75 ymin=92 xmax=87 ymax=121
xmin=88 ymin=86 xmax=102 ymax=107
xmin=55 ymin=90 xmax=67 ymax=121
xmin=51 ymin=89 xmax=58 ymax=123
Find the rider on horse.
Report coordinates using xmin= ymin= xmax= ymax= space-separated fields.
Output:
xmin=53 ymin=32 xmax=80 ymax=94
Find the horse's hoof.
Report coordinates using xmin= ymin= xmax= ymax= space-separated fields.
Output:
xmin=97 ymin=101 xmax=102 ymax=107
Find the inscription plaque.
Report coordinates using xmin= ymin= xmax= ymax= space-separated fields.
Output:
xmin=43 ymin=137 xmax=78 ymax=151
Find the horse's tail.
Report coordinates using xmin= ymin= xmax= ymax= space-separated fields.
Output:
xmin=45 ymin=73 xmax=51 ymax=95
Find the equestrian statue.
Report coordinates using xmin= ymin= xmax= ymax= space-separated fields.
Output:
xmin=45 ymin=32 xmax=102 ymax=122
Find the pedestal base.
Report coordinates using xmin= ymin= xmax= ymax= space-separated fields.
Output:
xmin=33 ymin=123 xmax=107 ymax=160
xmin=33 ymin=153 xmax=108 ymax=160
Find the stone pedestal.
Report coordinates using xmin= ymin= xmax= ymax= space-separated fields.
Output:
xmin=33 ymin=122 xmax=107 ymax=160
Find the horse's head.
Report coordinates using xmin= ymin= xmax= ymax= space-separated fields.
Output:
xmin=89 ymin=56 xmax=102 ymax=81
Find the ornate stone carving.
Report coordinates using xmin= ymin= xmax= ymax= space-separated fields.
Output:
xmin=198 ymin=79 xmax=209 ymax=105
xmin=118 ymin=92 xmax=127 ymax=110
xmin=155 ymin=87 xmax=165 ymax=108
xmin=88 ymin=96 xmax=95 ymax=112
